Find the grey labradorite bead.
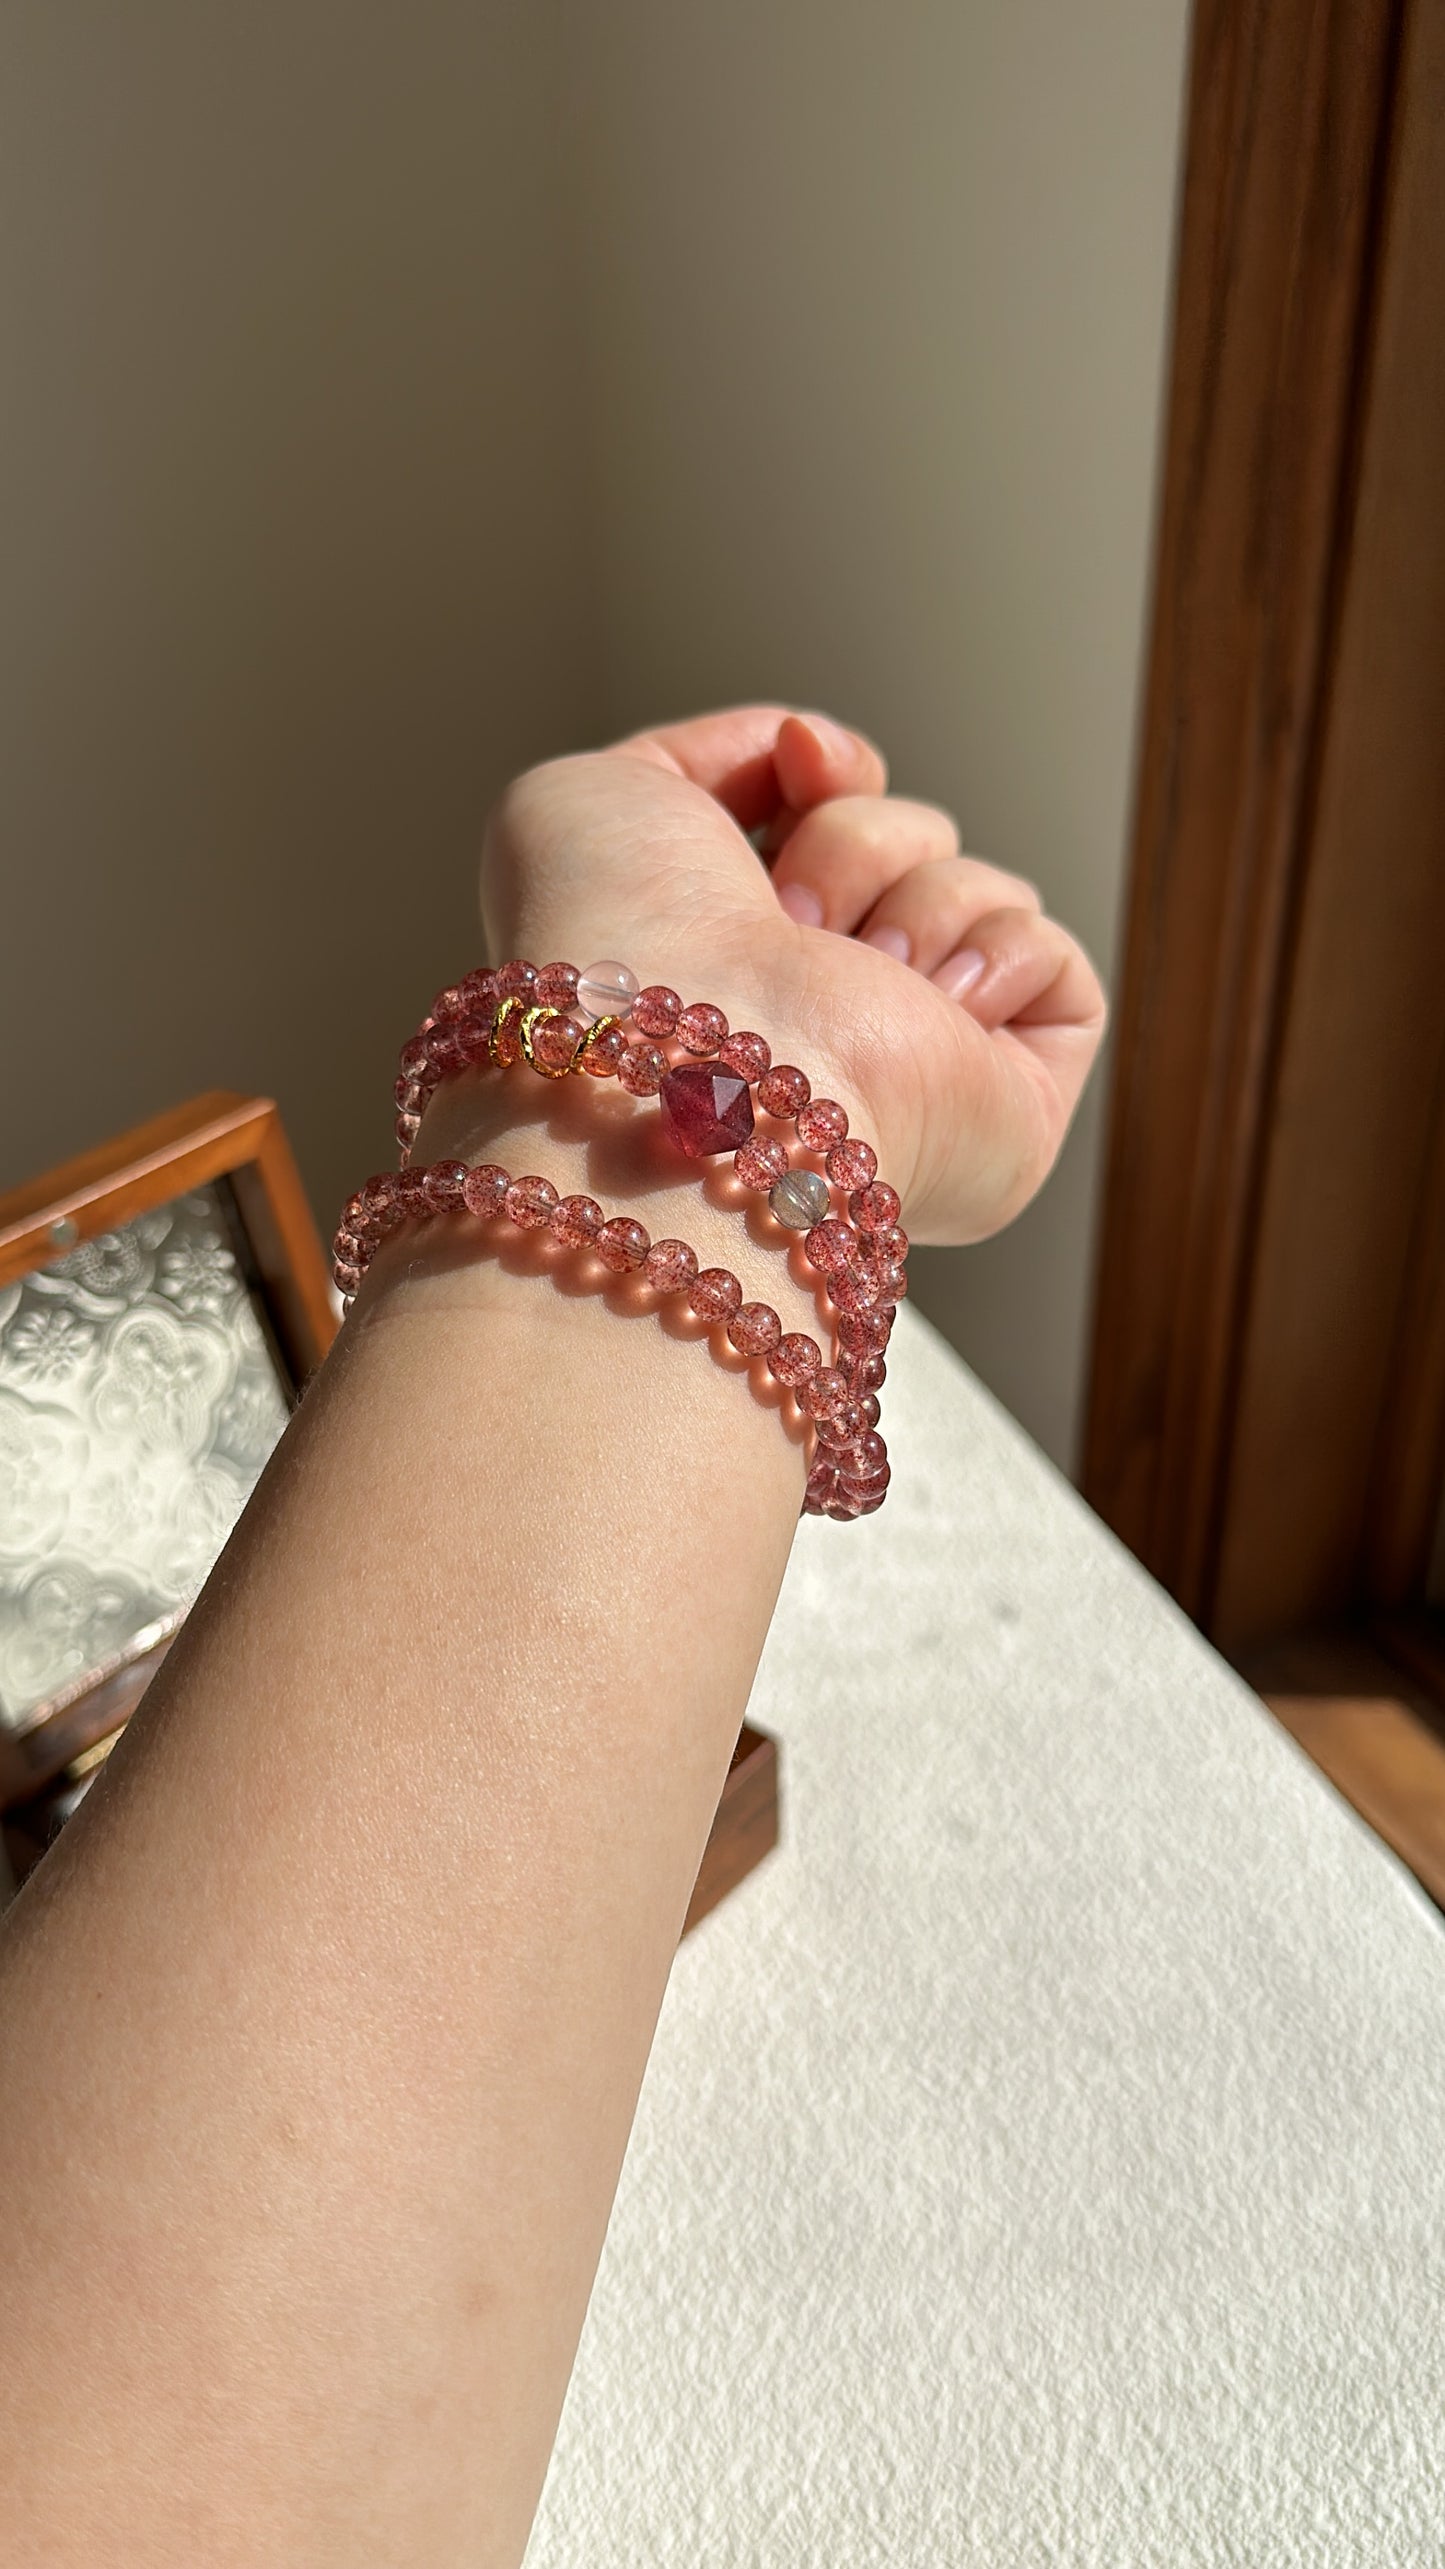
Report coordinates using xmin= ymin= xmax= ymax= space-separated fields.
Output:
xmin=769 ymin=1167 xmax=831 ymax=1230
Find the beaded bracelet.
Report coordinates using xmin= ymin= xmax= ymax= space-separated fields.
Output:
xmin=340 ymin=955 xmax=907 ymax=1523
xmin=332 ymin=1159 xmax=891 ymax=1519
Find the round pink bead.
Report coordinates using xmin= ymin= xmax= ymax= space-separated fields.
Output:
xmin=734 ymin=1135 xmax=788 ymax=1191
xmin=841 ymin=1348 xmax=887 ymax=1391
xmin=459 ymin=967 xmax=498 ymax=1010
xmin=333 ymin=1260 xmax=362 ymax=1295
xmin=879 ymin=1222 xmax=909 ymax=1260
xmin=846 ymin=1430 xmax=888 ymax=1478
xmin=851 ymin=1180 xmax=902 ymax=1234
xmin=688 ymin=1266 xmax=743 ymax=1322
xmin=431 ymin=983 xmax=468 ymax=1022
xmin=597 ymin=1216 xmax=650 ymax=1272
xmin=825 ymin=1137 xmax=878 ymax=1190
xmin=397 ymin=1168 xmax=431 ymax=1216
xmin=505 ymin=1174 xmax=559 ymax=1229
xmin=579 ymin=1022 xmax=627 ymax=1078
xmin=633 ymin=984 xmax=682 ymax=1037
xmin=365 ymin=1172 xmax=401 ymax=1217
xmin=395 ymin=1111 xmax=421 ymax=1150
xmin=797 ymin=1097 xmax=848 ymax=1152
xmin=799 ymin=1366 xmax=850 ymax=1421
xmin=829 ymin=1264 xmax=886 ymax=1316
xmin=842 ymin=1462 xmax=891 ymax=1501
xmin=815 ymin=1399 xmax=868 ymax=1446
xmin=551 ymin=1192 xmax=604 ymax=1248
xmin=342 ymin=1194 xmax=373 ymax=1235
xmin=462 ymin=1163 xmax=509 ymax=1219
xmin=618 ymin=1041 xmax=668 ymax=1097
xmin=423 ymin=1159 xmax=468 ymax=1208
xmin=399 ymin=1037 xmax=429 ymax=1078
xmin=727 ymin=1301 xmax=782 ymax=1357
xmin=424 ymin=1026 xmax=466 ymax=1075
xmin=767 ymin=1332 xmax=823 ymax=1389
xmin=456 ymin=1015 xmax=494 ymax=1065
xmin=719 ymin=1030 xmax=771 ymax=1082
xmin=394 ymin=1074 xmax=421 ymax=1112
xmin=496 ymin=958 xmax=538 ymax=998
xmin=757 ymin=1064 xmax=811 ymax=1119
xmin=838 ymin=1308 xmax=892 ymax=1355
xmin=677 ymin=1002 xmax=728 ymax=1055
xmin=804 ymin=1216 xmax=861 ymax=1273
xmin=531 ymin=1010 xmax=586 ymax=1073
xmin=644 ymin=1237 xmax=699 ymax=1292
xmin=859 ymin=1391 xmax=882 ymax=1427
xmin=535 ymin=961 xmax=580 ymax=1008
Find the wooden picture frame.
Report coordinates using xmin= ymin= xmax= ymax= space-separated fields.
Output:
xmin=0 ymin=1091 xmax=335 ymax=1810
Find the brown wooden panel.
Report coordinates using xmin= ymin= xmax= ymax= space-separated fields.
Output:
xmin=1082 ymin=0 xmax=1408 ymax=1620
xmin=1212 ymin=0 xmax=1445 ymax=1648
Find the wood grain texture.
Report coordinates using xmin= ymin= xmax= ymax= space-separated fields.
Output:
xmin=1082 ymin=0 xmax=1408 ymax=1622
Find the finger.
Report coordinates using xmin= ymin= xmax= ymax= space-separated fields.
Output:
xmin=771 ymin=796 xmax=959 ymax=929
xmin=852 ymin=852 xmax=1045 ymax=974
xmin=930 ymin=906 xmax=1107 ymax=1037
xmin=610 ymin=704 xmax=884 ymax=834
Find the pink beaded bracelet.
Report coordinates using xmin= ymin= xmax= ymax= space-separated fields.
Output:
xmin=343 ymin=955 xmax=907 ymax=1522
xmin=331 ymin=1159 xmax=891 ymax=1520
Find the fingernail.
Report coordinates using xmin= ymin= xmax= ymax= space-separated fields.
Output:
xmin=932 ymin=946 xmax=987 ymax=999
xmin=778 ymin=881 xmax=824 ymax=927
xmin=797 ymin=713 xmax=858 ymax=764
xmin=862 ymin=924 xmax=911 ymax=964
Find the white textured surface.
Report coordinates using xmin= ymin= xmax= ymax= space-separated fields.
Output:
xmin=525 ymin=1309 xmax=1445 ymax=2565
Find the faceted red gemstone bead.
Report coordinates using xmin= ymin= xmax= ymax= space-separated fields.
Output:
xmin=719 ymin=1029 xmax=771 ymax=1082
xmin=734 ymin=1135 xmax=788 ymax=1191
xmin=497 ymin=958 xmax=538 ymax=998
xmin=618 ymin=1041 xmax=668 ymax=1097
xmin=851 ymin=1180 xmax=902 ymax=1234
xmin=727 ymin=1301 xmax=782 ymax=1357
xmin=423 ymin=1159 xmax=468 ymax=1208
xmin=532 ymin=1011 xmax=585 ymax=1073
xmin=399 ymin=1037 xmax=429 ymax=1079
xmin=757 ymin=1064 xmax=811 ymax=1119
xmin=551 ymin=1192 xmax=604 ymax=1248
xmin=659 ymin=1062 xmax=756 ymax=1157
xmin=767 ymin=1331 xmax=823 ymax=1389
xmin=825 ymin=1137 xmax=878 ymax=1191
xmin=677 ymin=1001 xmax=729 ymax=1055
xmin=505 ymin=1174 xmax=559 ymax=1229
xmin=633 ymin=983 xmax=682 ymax=1037
xmin=643 ymin=1237 xmax=698 ymax=1292
xmin=688 ymin=1266 xmax=743 ymax=1322
xmin=535 ymin=961 xmax=580 ymax=1008
xmin=579 ymin=1022 xmax=628 ymax=1077
xmin=797 ymin=1097 xmax=848 ymax=1152
xmin=799 ymin=1366 xmax=850 ymax=1421
xmin=804 ymin=1216 xmax=861 ymax=1273
xmin=462 ymin=1162 xmax=509 ymax=1218
xmin=597 ymin=1216 xmax=650 ymax=1272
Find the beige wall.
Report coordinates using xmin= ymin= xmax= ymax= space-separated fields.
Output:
xmin=0 ymin=1 xmax=591 ymax=1225
xmin=2 ymin=0 xmax=1188 ymax=1468
xmin=564 ymin=0 xmax=1189 ymax=1464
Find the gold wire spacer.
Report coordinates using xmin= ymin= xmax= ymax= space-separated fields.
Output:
xmin=571 ymin=1014 xmax=624 ymax=1073
xmin=518 ymin=1003 xmax=580 ymax=1078
xmin=489 ymin=993 xmax=529 ymax=1066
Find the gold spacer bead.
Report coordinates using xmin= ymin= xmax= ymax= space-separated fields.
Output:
xmin=571 ymin=1013 xmax=623 ymax=1073
xmin=489 ymin=993 xmax=528 ymax=1066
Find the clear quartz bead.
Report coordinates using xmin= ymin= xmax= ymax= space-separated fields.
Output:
xmin=576 ymin=959 xmax=640 ymax=1022
xmin=769 ymin=1167 xmax=831 ymax=1230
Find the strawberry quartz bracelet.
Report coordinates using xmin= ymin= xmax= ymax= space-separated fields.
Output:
xmin=336 ymin=958 xmax=906 ymax=1521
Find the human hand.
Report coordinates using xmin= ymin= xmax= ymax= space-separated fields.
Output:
xmin=481 ymin=705 xmax=1106 ymax=1246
